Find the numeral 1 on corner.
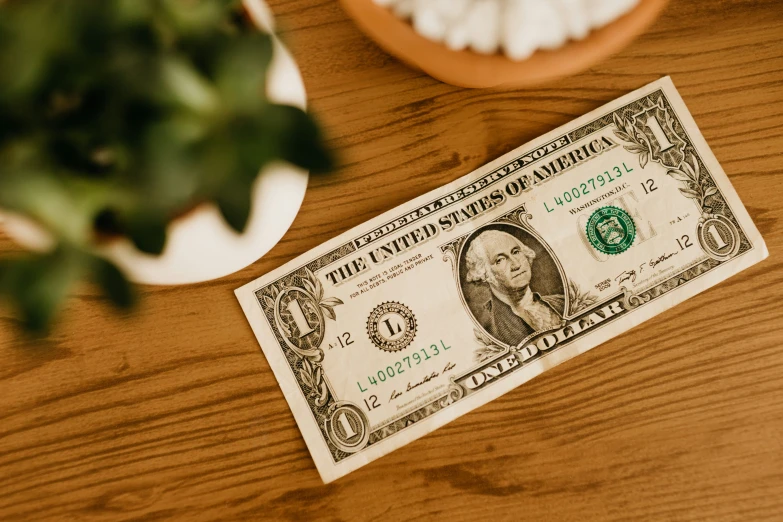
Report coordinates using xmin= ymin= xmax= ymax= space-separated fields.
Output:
xmin=337 ymin=412 xmax=357 ymax=438
xmin=286 ymin=299 xmax=315 ymax=337
xmin=706 ymin=223 xmax=728 ymax=249
xmin=645 ymin=114 xmax=674 ymax=152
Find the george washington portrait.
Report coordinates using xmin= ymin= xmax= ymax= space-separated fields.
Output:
xmin=459 ymin=224 xmax=566 ymax=347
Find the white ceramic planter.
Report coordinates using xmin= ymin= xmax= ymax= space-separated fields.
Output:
xmin=0 ymin=0 xmax=309 ymax=285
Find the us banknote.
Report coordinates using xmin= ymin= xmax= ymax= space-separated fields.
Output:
xmin=236 ymin=77 xmax=768 ymax=483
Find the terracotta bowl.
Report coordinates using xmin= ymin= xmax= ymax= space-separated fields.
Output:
xmin=340 ymin=0 xmax=669 ymax=88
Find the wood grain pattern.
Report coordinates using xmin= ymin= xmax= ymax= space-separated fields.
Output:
xmin=1 ymin=0 xmax=782 ymax=520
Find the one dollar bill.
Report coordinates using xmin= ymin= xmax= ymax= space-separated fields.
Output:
xmin=236 ymin=77 xmax=768 ymax=483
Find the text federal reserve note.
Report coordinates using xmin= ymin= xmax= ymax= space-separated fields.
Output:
xmin=236 ymin=77 xmax=768 ymax=483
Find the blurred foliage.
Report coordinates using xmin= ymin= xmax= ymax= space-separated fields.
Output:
xmin=0 ymin=0 xmax=333 ymax=333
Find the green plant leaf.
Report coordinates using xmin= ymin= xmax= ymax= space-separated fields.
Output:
xmin=160 ymin=55 xmax=220 ymax=115
xmin=263 ymin=104 xmax=334 ymax=173
xmin=214 ymin=32 xmax=272 ymax=112
xmin=126 ymin=212 xmax=168 ymax=255
xmin=216 ymin=178 xmax=254 ymax=233
xmin=0 ymin=246 xmax=83 ymax=334
xmin=91 ymin=256 xmax=136 ymax=309
xmin=0 ymin=172 xmax=100 ymax=246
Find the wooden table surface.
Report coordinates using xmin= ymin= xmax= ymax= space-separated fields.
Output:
xmin=2 ymin=1 xmax=782 ymax=520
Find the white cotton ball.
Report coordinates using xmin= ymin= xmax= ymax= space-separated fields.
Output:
xmin=431 ymin=0 xmax=471 ymax=25
xmin=555 ymin=0 xmax=590 ymax=40
xmin=503 ymin=0 xmax=538 ymax=62
xmin=389 ymin=0 xmax=641 ymax=61
xmin=392 ymin=0 xmax=415 ymax=19
xmin=445 ymin=20 xmax=470 ymax=51
xmin=584 ymin=0 xmax=639 ymax=29
xmin=532 ymin=1 xmax=568 ymax=50
xmin=442 ymin=0 xmax=474 ymax=51
xmin=413 ymin=4 xmax=448 ymax=42
xmin=467 ymin=0 xmax=501 ymax=55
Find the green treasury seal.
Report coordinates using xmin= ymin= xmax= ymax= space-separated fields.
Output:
xmin=586 ymin=206 xmax=636 ymax=255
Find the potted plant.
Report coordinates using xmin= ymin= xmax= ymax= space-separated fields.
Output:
xmin=0 ymin=0 xmax=332 ymax=332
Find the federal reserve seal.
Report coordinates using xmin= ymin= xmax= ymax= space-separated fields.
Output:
xmin=366 ymin=302 xmax=416 ymax=352
xmin=586 ymin=206 xmax=636 ymax=255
